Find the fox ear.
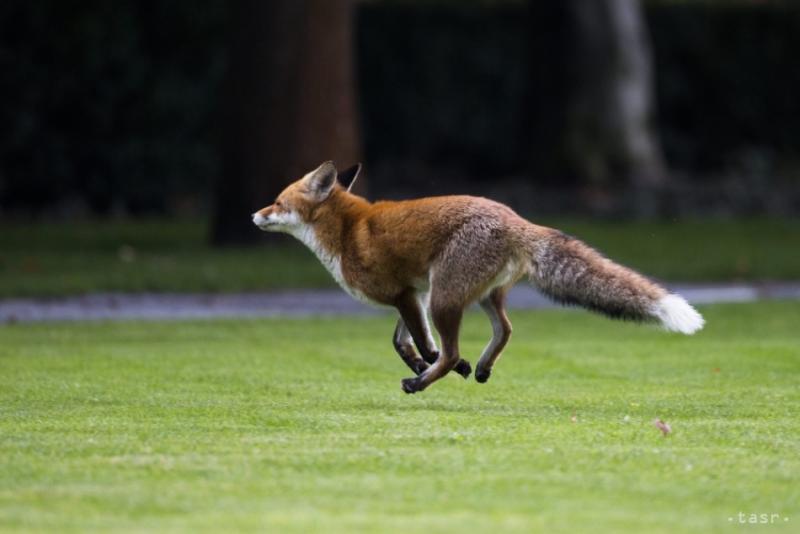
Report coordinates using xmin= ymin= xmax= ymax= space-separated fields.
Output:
xmin=337 ymin=163 xmax=362 ymax=192
xmin=304 ymin=161 xmax=337 ymax=201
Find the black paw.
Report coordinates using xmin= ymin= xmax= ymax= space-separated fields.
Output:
xmin=475 ymin=368 xmax=491 ymax=383
xmin=413 ymin=361 xmax=430 ymax=376
xmin=401 ymin=377 xmax=424 ymax=394
xmin=422 ymin=350 xmax=440 ymax=365
xmin=453 ymin=359 xmax=472 ymax=379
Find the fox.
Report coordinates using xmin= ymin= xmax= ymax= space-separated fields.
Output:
xmin=253 ymin=161 xmax=704 ymax=394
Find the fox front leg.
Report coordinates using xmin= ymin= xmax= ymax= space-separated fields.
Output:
xmin=394 ymin=291 xmax=471 ymax=381
xmin=392 ymin=318 xmax=430 ymax=376
xmin=401 ymin=304 xmax=463 ymax=394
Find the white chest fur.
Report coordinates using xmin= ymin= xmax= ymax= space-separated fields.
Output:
xmin=288 ymin=223 xmax=379 ymax=306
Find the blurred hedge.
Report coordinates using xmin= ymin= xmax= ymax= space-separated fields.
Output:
xmin=647 ymin=2 xmax=800 ymax=171
xmin=0 ymin=0 xmax=228 ymax=216
xmin=1 ymin=1 xmax=798 ymax=215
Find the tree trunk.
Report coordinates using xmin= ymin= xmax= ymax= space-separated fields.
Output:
xmin=529 ymin=0 xmax=666 ymax=194
xmin=211 ymin=0 xmax=361 ymax=246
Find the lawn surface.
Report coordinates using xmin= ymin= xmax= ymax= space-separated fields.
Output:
xmin=1 ymin=218 xmax=798 ymax=297
xmin=1 ymin=301 xmax=798 ymax=532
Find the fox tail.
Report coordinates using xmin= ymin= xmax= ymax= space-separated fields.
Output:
xmin=527 ymin=230 xmax=704 ymax=335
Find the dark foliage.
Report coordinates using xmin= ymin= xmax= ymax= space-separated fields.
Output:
xmin=0 ymin=0 xmax=227 ymax=216
xmin=1 ymin=1 xmax=798 ymax=215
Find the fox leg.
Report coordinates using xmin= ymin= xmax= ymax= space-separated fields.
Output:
xmin=395 ymin=291 xmax=471 ymax=380
xmin=416 ymin=298 xmax=472 ymax=378
xmin=401 ymin=219 xmax=517 ymax=393
xmin=392 ymin=318 xmax=430 ymax=376
xmin=475 ymin=287 xmax=513 ymax=383
xmin=401 ymin=302 xmax=463 ymax=394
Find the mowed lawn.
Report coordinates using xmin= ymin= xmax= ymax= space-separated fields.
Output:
xmin=1 ymin=302 xmax=798 ymax=533
xmin=1 ymin=218 xmax=798 ymax=297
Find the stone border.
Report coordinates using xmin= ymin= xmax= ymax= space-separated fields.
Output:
xmin=1 ymin=283 xmax=798 ymax=323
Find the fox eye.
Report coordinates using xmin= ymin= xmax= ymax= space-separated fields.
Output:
xmin=275 ymin=201 xmax=283 ymax=208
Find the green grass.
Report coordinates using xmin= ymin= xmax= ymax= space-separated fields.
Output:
xmin=0 ymin=220 xmax=333 ymax=297
xmin=1 ymin=301 xmax=798 ymax=532
xmin=0 ymin=218 xmax=798 ymax=298
xmin=545 ymin=218 xmax=800 ymax=282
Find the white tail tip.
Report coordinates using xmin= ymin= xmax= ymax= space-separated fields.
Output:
xmin=652 ymin=294 xmax=705 ymax=335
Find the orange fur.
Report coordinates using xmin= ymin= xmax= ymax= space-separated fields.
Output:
xmin=258 ymin=183 xmax=547 ymax=305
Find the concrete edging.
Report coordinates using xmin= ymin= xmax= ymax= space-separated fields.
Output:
xmin=1 ymin=283 xmax=798 ymax=323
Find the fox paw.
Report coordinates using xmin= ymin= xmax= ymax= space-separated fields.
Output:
xmin=401 ymin=377 xmax=425 ymax=394
xmin=453 ymin=359 xmax=472 ymax=379
xmin=475 ymin=367 xmax=491 ymax=384
xmin=423 ymin=350 xmax=440 ymax=365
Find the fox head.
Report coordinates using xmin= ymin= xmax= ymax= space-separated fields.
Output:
xmin=252 ymin=161 xmax=361 ymax=234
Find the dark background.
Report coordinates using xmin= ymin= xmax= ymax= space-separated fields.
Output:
xmin=1 ymin=0 xmax=798 ymax=235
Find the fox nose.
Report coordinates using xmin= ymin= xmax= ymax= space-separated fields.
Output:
xmin=252 ymin=212 xmax=267 ymax=227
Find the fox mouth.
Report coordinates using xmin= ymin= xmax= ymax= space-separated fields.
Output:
xmin=252 ymin=213 xmax=274 ymax=230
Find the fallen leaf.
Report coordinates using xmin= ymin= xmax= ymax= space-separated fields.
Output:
xmin=654 ymin=418 xmax=672 ymax=437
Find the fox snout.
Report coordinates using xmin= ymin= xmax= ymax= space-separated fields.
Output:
xmin=252 ymin=206 xmax=274 ymax=230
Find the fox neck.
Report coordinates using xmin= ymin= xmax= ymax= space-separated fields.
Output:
xmin=289 ymin=189 xmax=371 ymax=296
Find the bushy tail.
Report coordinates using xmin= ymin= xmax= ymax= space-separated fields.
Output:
xmin=527 ymin=230 xmax=704 ymax=335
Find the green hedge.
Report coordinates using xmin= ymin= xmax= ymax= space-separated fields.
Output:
xmin=647 ymin=3 xmax=800 ymax=170
xmin=357 ymin=3 xmax=800 ymax=175
xmin=0 ymin=0 xmax=228 ymax=215
xmin=1 ymin=1 xmax=798 ymax=214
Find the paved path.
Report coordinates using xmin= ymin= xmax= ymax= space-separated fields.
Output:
xmin=2 ymin=283 xmax=799 ymax=323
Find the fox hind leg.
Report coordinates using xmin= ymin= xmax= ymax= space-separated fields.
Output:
xmin=475 ymin=287 xmax=513 ymax=383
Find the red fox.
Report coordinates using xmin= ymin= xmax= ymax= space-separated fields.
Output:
xmin=253 ymin=162 xmax=704 ymax=394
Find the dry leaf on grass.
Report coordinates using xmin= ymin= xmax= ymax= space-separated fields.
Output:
xmin=654 ymin=418 xmax=672 ymax=436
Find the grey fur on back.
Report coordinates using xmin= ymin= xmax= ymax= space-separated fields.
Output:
xmin=431 ymin=215 xmax=515 ymax=308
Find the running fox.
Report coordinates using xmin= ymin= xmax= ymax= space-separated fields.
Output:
xmin=253 ymin=162 xmax=704 ymax=394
